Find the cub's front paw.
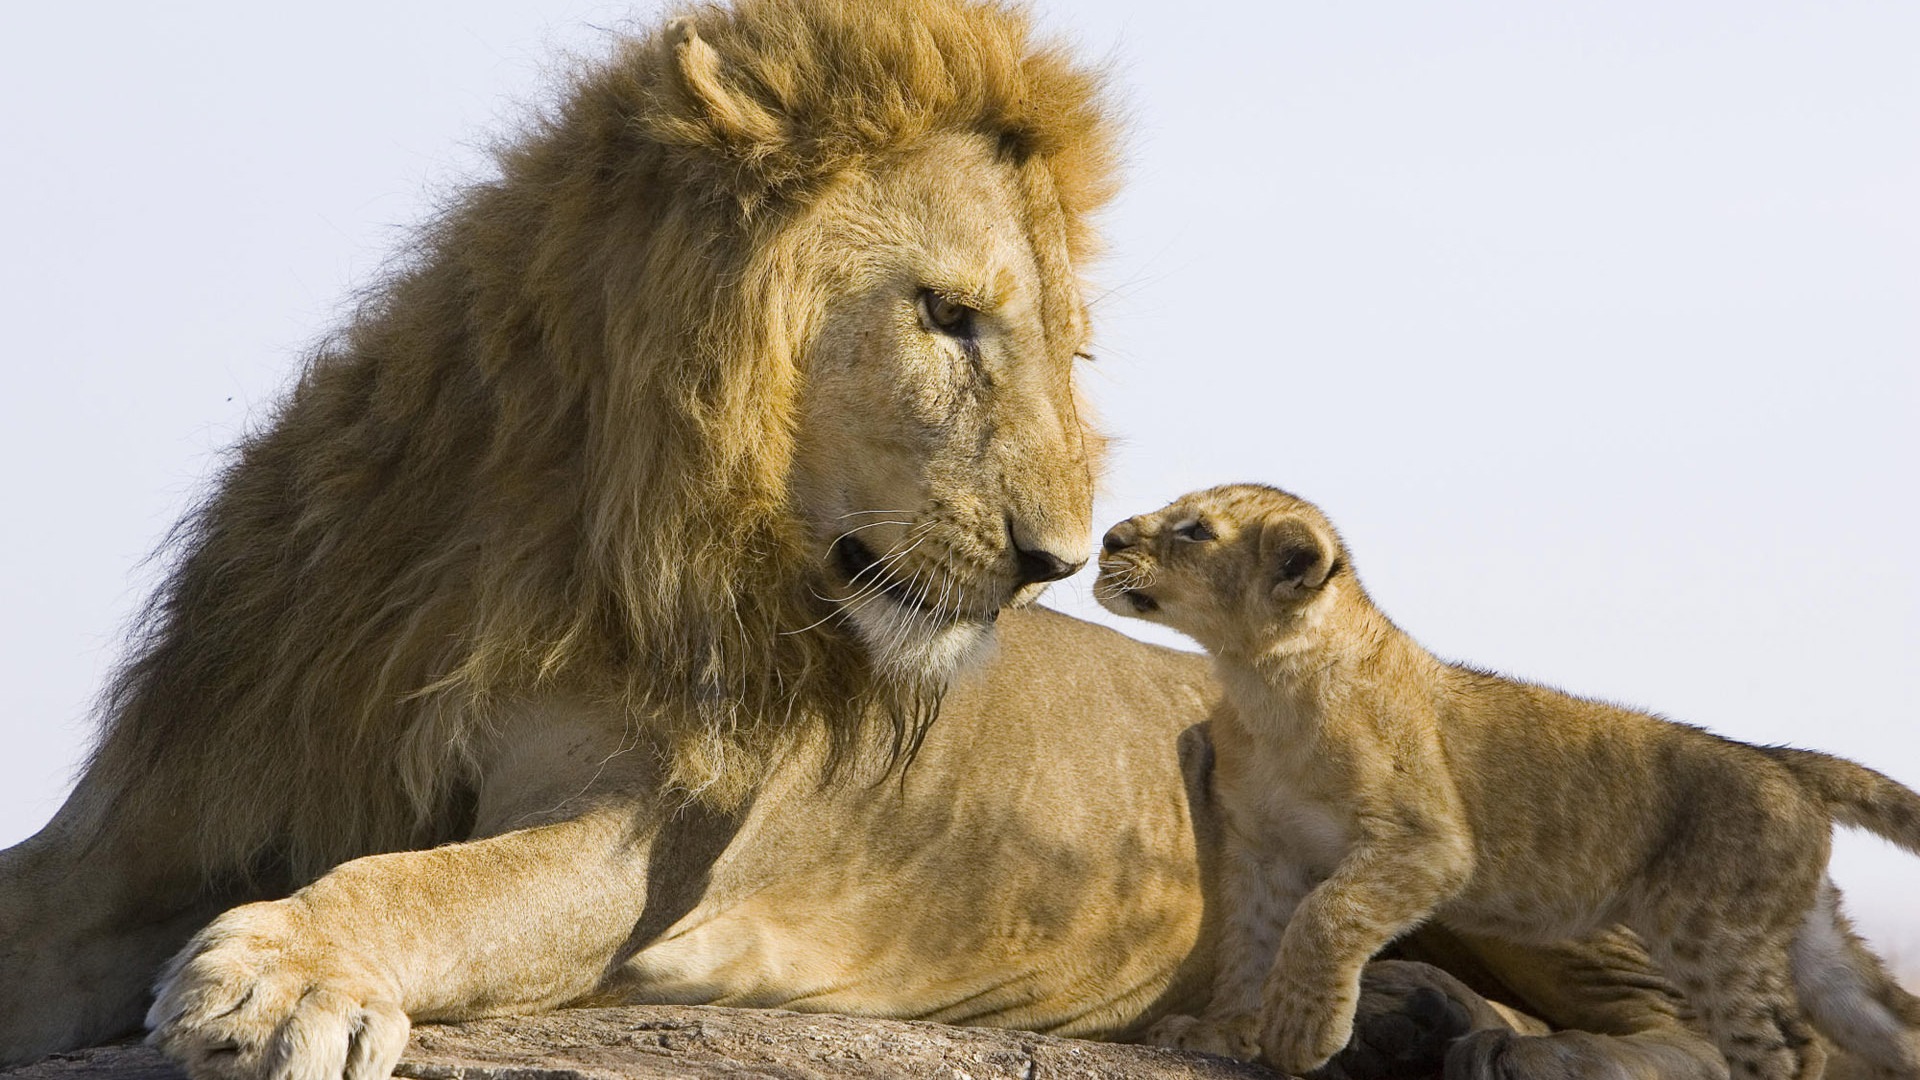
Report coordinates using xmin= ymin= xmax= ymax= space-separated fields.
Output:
xmin=146 ymin=900 xmax=409 ymax=1080
xmin=1262 ymin=978 xmax=1359 ymax=1075
xmin=1144 ymin=1012 xmax=1264 ymax=1061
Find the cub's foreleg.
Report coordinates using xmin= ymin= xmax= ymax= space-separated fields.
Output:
xmin=1144 ymin=832 xmax=1305 ymax=1060
xmin=1258 ymin=817 xmax=1473 ymax=1075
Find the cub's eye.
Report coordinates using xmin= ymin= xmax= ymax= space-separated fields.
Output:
xmin=1174 ymin=519 xmax=1214 ymax=542
xmin=918 ymin=289 xmax=977 ymax=340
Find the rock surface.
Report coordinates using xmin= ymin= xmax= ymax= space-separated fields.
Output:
xmin=1 ymin=1006 xmax=1281 ymax=1080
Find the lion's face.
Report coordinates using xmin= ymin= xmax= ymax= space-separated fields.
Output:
xmin=788 ymin=133 xmax=1099 ymax=686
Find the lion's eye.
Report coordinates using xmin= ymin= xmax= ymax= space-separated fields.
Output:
xmin=918 ymin=289 xmax=977 ymax=340
xmin=1174 ymin=519 xmax=1214 ymax=542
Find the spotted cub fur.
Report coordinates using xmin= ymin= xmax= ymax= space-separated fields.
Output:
xmin=1098 ymin=483 xmax=1920 ymax=1080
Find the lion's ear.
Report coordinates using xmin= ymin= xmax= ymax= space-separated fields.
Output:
xmin=1259 ymin=516 xmax=1335 ymax=601
xmin=664 ymin=18 xmax=782 ymax=149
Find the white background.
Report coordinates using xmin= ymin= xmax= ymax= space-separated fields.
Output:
xmin=3 ymin=2 xmax=1915 ymax=971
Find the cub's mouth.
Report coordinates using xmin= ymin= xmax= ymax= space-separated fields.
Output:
xmin=832 ymin=534 xmax=998 ymax=624
xmin=1094 ymin=563 xmax=1160 ymax=615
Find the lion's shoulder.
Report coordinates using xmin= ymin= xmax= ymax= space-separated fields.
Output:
xmin=966 ymin=607 xmax=1217 ymax=729
xmin=999 ymin=606 xmax=1206 ymax=669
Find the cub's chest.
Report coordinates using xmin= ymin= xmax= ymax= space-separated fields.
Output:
xmin=1208 ymin=710 xmax=1359 ymax=881
xmin=1219 ymin=777 xmax=1354 ymax=884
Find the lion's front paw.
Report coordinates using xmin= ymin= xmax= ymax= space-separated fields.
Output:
xmin=1445 ymin=1027 xmax=1731 ymax=1080
xmin=1261 ymin=979 xmax=1359 ymax=1076
xmin=146 ymin=900 xmax=409 ymax=1080
xmin=1310 ymin=961 xmax=1478 ymax=1080
xmin=1144 ymin=1012 xmax=1264 ymax=1061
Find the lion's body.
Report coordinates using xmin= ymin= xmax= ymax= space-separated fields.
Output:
xmin=4 ymin=609 xmax=1230 ymax=1055
xmin=0 ymin=3 xmax=1773 ymax=1079
xmin=579 ymin=610 xmax=1220 ymax=1033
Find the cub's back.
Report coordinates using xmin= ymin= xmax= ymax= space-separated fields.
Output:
xmin=1430 ymin=664 xmax=1823 ymax=910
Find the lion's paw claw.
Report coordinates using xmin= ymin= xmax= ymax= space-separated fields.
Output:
xmin=145 ymin=902 xmax=408 ymax=1080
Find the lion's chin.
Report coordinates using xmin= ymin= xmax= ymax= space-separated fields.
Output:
xmin=844 ymin=598 xmax=1000 ymax=689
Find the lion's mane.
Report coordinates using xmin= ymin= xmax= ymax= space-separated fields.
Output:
xmin=89 ymin=0 xmax=1117 ymax=884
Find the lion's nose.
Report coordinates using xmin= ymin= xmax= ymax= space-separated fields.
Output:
xmin=1005 ymin=513 xmax=1087 ymax=589
xmin=1012 ymin=543 xmax=1083 ymax=588
xmin=1102 ymin=520 xmax=1140 ymax=554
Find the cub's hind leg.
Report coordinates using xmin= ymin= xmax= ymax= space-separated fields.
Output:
xmin=1423 ymin=925 xmax=1728 ymax=1080
xmin=1789 ymin=878 xmax=1920 ymax=1077
xmin=1657 ymin=933 xmax=1826 ymax=1080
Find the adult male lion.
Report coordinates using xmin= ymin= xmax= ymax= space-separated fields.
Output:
xmin=0 ymin=3 xmax=1733 ymax=1078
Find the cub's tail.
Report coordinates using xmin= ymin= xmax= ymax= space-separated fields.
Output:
xmin=1763 ymin=746 xmax=1920 ymax=857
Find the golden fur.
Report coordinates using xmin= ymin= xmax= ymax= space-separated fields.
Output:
xmin=1099 ymin=484 xmax=1920 ymax=1078
xmin=0 ymin=6 xmax=1779 ymax=1080
xmin=1 ymin=2 xmax=1128 ymax=1066
xmin=84 ymin=0 xmax=1118 ymax=884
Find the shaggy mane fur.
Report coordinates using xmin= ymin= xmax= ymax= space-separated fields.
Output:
xmin=89 ymin=0 xmax=1117 ymax=884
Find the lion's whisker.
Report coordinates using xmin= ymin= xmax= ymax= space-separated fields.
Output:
xmin=846 ymin=534 xmax=929 ymax=595
xmin=825 ymin=519 xmax=927 ymax=567
xmin=905 ymin=572 xmax=940 ymax=641
xmin=787 ymin=528 xmax=937 ymax=637
xmin=841 ymin=529 xmax=930 ymax=596
xmin=931 ymin=572 xmax=956 ymax=627
xmin=786 ymin=603 xmax=854 ymax=637
xmin=794 ymin=538 xmax=930 ymax=635
xmin=876 ymin=568 xmax=926 ymax=658
xmin=903 ymin=571 xmax=939 ymax=646
xmin=863 ymin=520 xmax=934 ymax=561
xmin=825 ymin=519 xmax=917 ymax=558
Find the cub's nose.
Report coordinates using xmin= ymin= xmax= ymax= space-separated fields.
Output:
xmin=1012 ymin=543 xmax=1084 ymax=588
xmin=1102 ymin=520 xmax=1141 ymax=554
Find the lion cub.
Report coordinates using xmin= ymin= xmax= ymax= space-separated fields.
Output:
xmin=1097 ymin=483 xmax=1920 ymax=1080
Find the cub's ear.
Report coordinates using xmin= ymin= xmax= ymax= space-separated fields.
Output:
xmin=1259 ymin=516 xmax=1335 ymax=600
xmin=662 ymin=18 xmax=782 ymax=148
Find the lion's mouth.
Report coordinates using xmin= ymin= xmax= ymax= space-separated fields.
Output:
xmin=1122 ymin=590 xmax=1159 ymax=614
xmin=832 ymin=534 xmax=998 ymax=624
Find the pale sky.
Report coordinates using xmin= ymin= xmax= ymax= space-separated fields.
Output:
xmin=3 ymin=1 xmax=1915 ymax=968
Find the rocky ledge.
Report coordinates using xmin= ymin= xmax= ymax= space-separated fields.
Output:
xmin=2 ymin=1006 xmax=1278 ymax=1080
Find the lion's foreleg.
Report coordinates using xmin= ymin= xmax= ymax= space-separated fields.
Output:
xmin=1312 ymin=959 xmax=1517 ymax=1080
xmin=146 ymin=697 xmax=676 ymax=1080
xmin=146 ymin=804 xmax=659 ymax=1080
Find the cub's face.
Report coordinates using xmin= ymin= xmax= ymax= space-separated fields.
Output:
xmin=1096 ymin=484 xmax=1341 ymax=654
